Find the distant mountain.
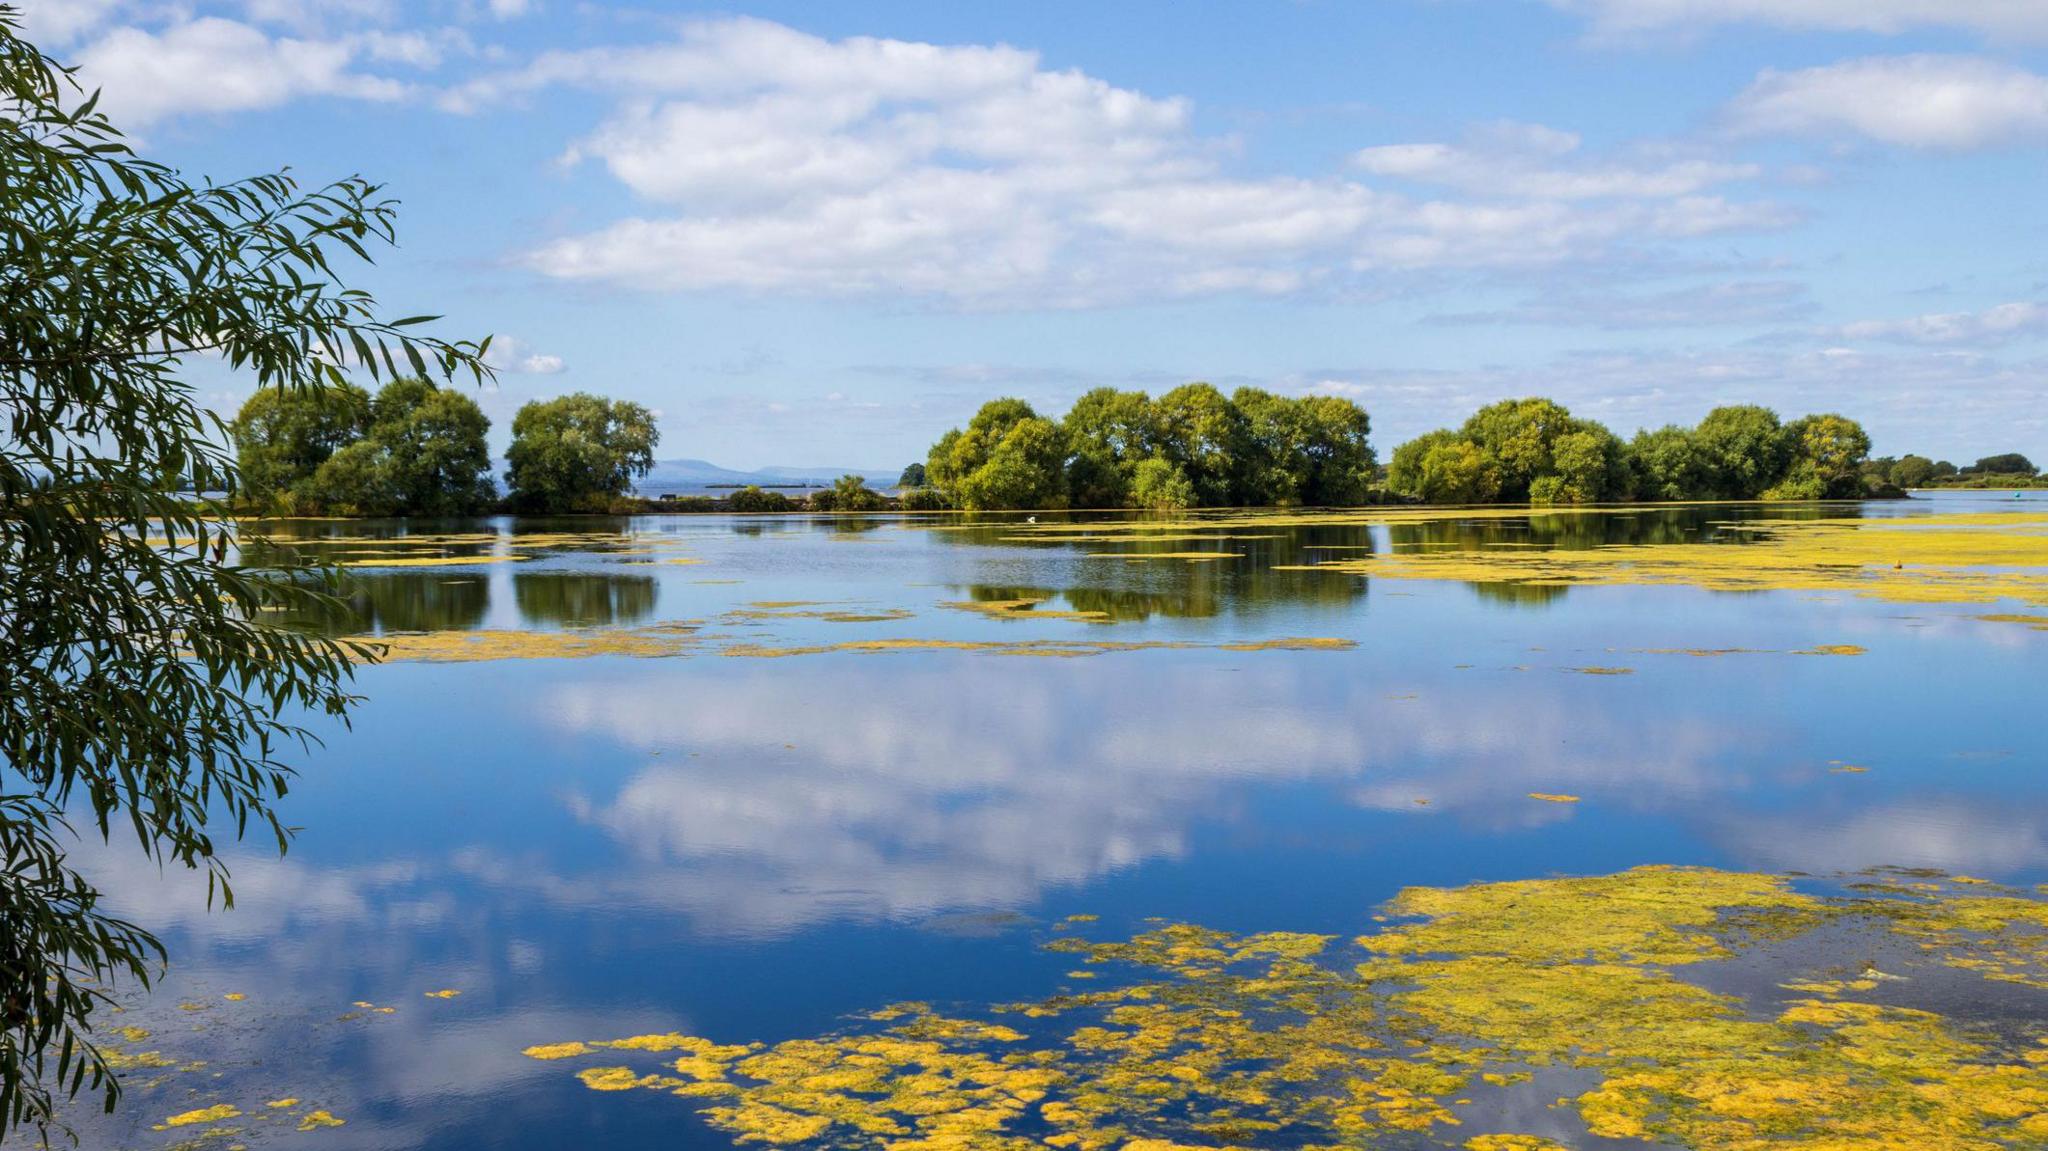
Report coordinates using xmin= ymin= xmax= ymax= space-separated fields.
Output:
xmin=636 ymin=458 xmax=903 ymax=493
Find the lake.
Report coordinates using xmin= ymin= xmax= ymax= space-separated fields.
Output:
xmin=42 ymin=493 xmax=2048 ymax=1150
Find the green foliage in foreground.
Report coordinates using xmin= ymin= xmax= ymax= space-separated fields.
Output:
xmin=0 ymin=11 xmax=487 ymax=1138
xmin=926 ymin=385 xmax=1375 ymax=510
xmin=504 ymin=392 xmax=659 ymax=513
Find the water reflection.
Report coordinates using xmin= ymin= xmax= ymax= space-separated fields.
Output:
xmin=514 ymin=573 xmax=659 ymax=627
xmin=233 ymin=502 xmax=1915 ymax=643
xmin=41 ymin=498 xmax=2042 ymax=1151
xmin=524 ymin=658 xmax=1766 ymax=936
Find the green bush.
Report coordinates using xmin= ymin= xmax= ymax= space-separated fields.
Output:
xmin=728 ymin=486 xmax=792 ymax=513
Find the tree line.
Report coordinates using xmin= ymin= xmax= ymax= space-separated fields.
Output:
xmin=916 ymin=383 xmax=1377 ymax=511
xmin=230 ymin=384 xmax=659 ymax=515
xmin=913 ymin=390 xmax=2041 ymax=509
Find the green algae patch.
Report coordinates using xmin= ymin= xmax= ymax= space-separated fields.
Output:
xmin=297 ymin=1110 xmax=345 ymax=1130
xmin=1980 ymin=613 xmax=2048 ymax=630
xmin=530 ymin=865 xmax=2048 ymax=1150
xmin=364 ymin=623 xmax=703 ymax=662
xmin=1465 ymin=1137 xmax=1569 ymax=1151
xmin=726 ymin=606 xmax=919 ymax=624
xmin=164 ymin=1104 xmax=241 ymax=1127
xmin=718 ymin=637 xmax=1357 ymax=659
xmin=941 ymin=597 xmax=1113 ymax=625
xmin=1526 ymin=792 xmax=1580 ymax=803
xmin=1794 ymin=644 xmax=1867 ymax=656
xmin=1564 ymin=666 xmax=1632 ymax=675
xmin=1217 ymin=637 xmax=1357 ymax=652
xmin=524 ymin=1042 xmax=593 ymax=1060
xmin=339 ymin=554 xmax=523 ymax=568
xmin=1085 ymin=551 xmax=1242 ymax=562
xmin=1269 ymin=509 xmax=2048 ymax=608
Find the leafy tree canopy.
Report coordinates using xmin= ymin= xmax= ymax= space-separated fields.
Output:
xmin=928 ymin=387 xmax=1375 ymax=510
xmin=811 ymin=474 xmax=886 ymax=512
xmin=229 ymin=380 xmax=370 ymax=500
xmin=1966 ymin=452 xmax=2037 ymax=476
xmin=927 ymin=398 xmax=1070 ymax=511
xmin=0 ymin=12 xmax=487 ymax=1138
xmin=1692 ymin=404 xmax=1792 ymax=499
xmin=504 ymin=392 xmax=659 ymax=513
xmin=1131 ymin=457 xmax=1197 ymax=511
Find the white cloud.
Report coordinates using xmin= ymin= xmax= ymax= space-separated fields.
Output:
xmin=1304 ymin=343 xmax=2048 ymax=460
xmin=1427 ymin=280 xmax=1815 ymax=329
xmin=1356 ymin=121 xmax=1758 ymax=200
xmin=1727 ymin=56 xmax=2048 ymax=149
xmin=524 ymin=658 xmax=1755 ymax=935
xmin=483 ymin=335 xmax=567 ymax=374
xmin=1543 ymin=0 xmax=2048 ymax=42
xmin=1830 ymin=301 xmax=2048 ymax=345
xmin=450 ymin=18 xmax=1786 ymax=307
xmin=15 ymin=0 xmax=124 ymax=46
xmin=74 ymin=16 xmax=414 ymax=127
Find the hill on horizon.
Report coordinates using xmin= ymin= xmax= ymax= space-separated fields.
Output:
xmin=636 ymin=457 xmax=905 ymax=494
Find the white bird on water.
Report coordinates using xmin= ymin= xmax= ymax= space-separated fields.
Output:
xmin=1027 ymin=515 xmax=1038 ymax=523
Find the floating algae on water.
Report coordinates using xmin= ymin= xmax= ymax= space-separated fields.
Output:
xmin=718 ymin=637 xmax=1357 ymax=659
xmin=529 ymin=867 xmax=2048 ymax=1150
xmin=365 ymin=624 xmax=704 ymax=662
xmin=1981 ymin=613 xmax=2048 ymax=631
xmin=941 ymin=597 xmax=1115 ymax=625
xmin=1270 ymin=510 xmax=2048 ymax=608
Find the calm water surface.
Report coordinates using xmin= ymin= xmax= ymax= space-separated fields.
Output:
xmin=43 ymin=494 xmax=2048 ymax=1149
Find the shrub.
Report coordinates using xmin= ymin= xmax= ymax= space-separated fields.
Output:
xmin=728 ymin=486 xmax=792 ymax=513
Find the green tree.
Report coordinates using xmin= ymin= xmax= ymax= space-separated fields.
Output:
xmin=1231 ymin=389 xmax=1375 ymax=507
xmin=897 ymin=462 xmax=927 ymax=488
xmin=1455 ymin=398 xmax=1594 ymax=501
xmin=0 ymin=15 xmax=488 ymax=1137
xmin=364 ymin=378 xmax=494 ymax=514
xmin=1388 ymin=399 xmax=1620 ymax=504
xmin=1131 ymin=457 xmax=1197 ymax=510
xmin=1062 ymin=387 xmax=1159 ymax=507
xmin=813 ymin=474 xmax=886 ymax=512
xmin=1889 ymin=454 xmax=1937 ymax=488
xmin=1692 ymin=405 xmax=1791 ymax=499
xmin=1966 ymin=452 xmax=2037 ymax=475
xmin=1388 ymin=430 xmax=1504 ymax=504
xmin=1538 ymin=426 xmax=1628 ymax=504
xmin=1769 ymin=413 xmax=1870 ymax=500
xmin=504 ymin=392 xmax=659 ymax=512
xmin=897 ymin=486 xmax=949 ymax=511
xmin=228 ymin=381 xmax=370 ymax=509
xmin=1291 ymin=394 xmax=1377 ymax=506
xmin=956 ymin=417 xmax=1069 ymax=510
xmin=927 ymin=399 xmax=1069 ymax=510
xmin=728 ymin=486 xmax=792 ymax=512
xmin=1151 ymin=382 xmax=1245 ymax=506
xmin=303 ymin=438 xmax=402 ymax=515
xmin=1628 ymin=425 xmax=1711 ymax=502
xmin=299 ymin=378 xmax=493 ymax=516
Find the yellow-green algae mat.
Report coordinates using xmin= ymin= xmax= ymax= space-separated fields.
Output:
xmin=526 ymin=866 xmax=2048 ymax=1150
xmin=1268 ymin=510 xmax=2048 ymax=608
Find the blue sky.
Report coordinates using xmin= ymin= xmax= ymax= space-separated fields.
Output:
xmin=35 ymin=0 xmax=2048 ymax=470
